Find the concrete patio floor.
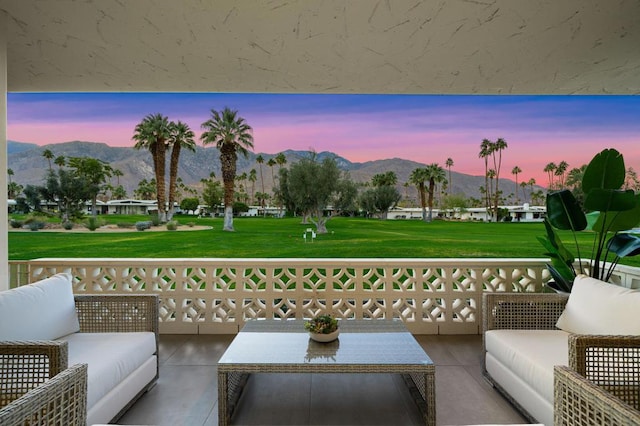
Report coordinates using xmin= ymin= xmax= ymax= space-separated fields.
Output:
xmin=117 ymin=334 xmax=529 ymax=425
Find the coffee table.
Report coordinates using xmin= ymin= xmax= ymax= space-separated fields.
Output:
xmin=217 ymin=319 xmax=435 ymax=426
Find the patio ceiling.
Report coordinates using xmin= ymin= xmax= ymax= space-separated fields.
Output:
xmin=1 ymin=0 xmax=639 ymax=94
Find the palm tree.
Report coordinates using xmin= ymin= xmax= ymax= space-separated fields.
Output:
xmin=519 ymin=181 xmax=528 ymax=203
xmin=133 ymin=113 xmax=172 ymax=222
xmin=409 ymin=168 xmax=429 ymax=222
xmin=479 ymin=139 xmax=492 ymax=212
xmin=167 ymin=121 xmax=196 ymax=220
xmin=490 ymin=138 xmax=508 ymax=222
xmin=527 ymin=178 xmax=537 ymax=203
xmin=511 ymin=166 xmax=522 ymax=204
xmin=256 ymin=155 xmax=265 ymax=206
xmin=54 ymin=155 xmax=66 ymax=168
xmin=200 ymin=107 xmax=254 ymax=231
xmin=42 ymin=149 xmax=54 ymax=172
xmin=554 ymin=160 xmax=569 ymax=189
xmin=425 ymin=163 xmax=446 ymax=221
xmin=112 ymin=169 xmax=123 ymax=186
xmin=445 ymin=158 xmax=454 ymax=194
xmin=275 ymin=152 xmax=287 ymax=172
xmin=372 ymin=171 xmax=397 ymax=187
xmin=267 ymin=158 xmax=277 ymax=189
xmin=7 ymin=168 xmax=13 ymax=186
xmin=248 ymin=169 xmax=257 ymax=204
xmin=543 ymin=162 xmax=557 ymax=189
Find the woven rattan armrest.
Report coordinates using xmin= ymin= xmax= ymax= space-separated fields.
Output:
xmin=568 ymin=334 xmax=640 ymax=410
xmin=482 ymin=292 xmax=569 ymax=332
xmin=554 ymin=365 xmax=640 ymax=426
xmin=0 ymin=340 xmax=69 ymax=409
xmin=74 ymin=294 xmax=159 ymax=334
xmin=0 ymin=363 xmax=87 ymax=426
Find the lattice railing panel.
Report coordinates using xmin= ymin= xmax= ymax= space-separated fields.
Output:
xmin=26 ymin=258 xmax=560 ymax=334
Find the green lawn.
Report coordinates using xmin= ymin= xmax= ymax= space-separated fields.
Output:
xmin=7 ymin=216 xmax=640 ymax=267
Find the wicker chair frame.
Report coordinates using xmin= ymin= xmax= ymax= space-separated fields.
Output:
xmin=0 ymin=363 xmax=87 ymax=426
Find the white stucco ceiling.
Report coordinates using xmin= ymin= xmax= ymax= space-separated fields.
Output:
xmin=1 ymin=0 xmax=639 ymax=94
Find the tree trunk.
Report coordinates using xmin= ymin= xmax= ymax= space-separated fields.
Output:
xmin=223 ymin=205 xmax=234 ymax=231
xmin=154 ymin=142 xmax=167 ymax=223
xmin=427 ymin=180 xmax=435 ymax=222
xmin=419 ymin=183 xmax=427 ymax=222
xmin=167 ymin=144 xmax=181 ymax=222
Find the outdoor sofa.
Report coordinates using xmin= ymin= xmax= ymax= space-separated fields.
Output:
xmin=0 ymin=273 xmax=159 ymax=425
xmin=483 ymin=274 xmax=640 ymax=426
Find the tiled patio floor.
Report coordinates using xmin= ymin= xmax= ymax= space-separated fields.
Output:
xmin=117 ymin=334 xmax=528 ymax=425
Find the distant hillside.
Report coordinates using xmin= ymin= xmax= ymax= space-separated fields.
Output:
xmin=7 ymin=140 xmax=544 ymax=203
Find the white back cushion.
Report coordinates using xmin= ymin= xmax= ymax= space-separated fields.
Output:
xmin=556 ymin=274 xmax=640 ymax=335
xmin=0 ymin=273 xmax=80 ymax=340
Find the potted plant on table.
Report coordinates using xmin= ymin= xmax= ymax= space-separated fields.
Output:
xmin=538 ymin=148 xmax=640 ymax=293
xmin=304 ymin=314 xmax=339 ymax=343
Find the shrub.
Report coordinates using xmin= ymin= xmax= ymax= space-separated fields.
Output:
xmin=9 ymin=219 xmax=23 ymax=229
xmin=150 ymin=214 xmax=160 ymax=226
xmin=85 ymin=216 xmax=104 ymax=231
xmin=166 ymin=221 xmax=179 ymax=231
xmin=62 ymin=221 xmax=74 ymax=230
xmin=27 ymin=221 xmax=44 ymax=231
xmin=117 ymin=223 xmax=133 ymax=228
xmin=135 ymin=221 xmax=152 ymax=231
xmin=186 ymin=222 xmax=195 ymax=228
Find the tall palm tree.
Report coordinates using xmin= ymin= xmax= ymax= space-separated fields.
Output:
xmin=527 ymin=178 xmax=537 ymax=203
xmin=445 ymin=158 xmax=454 ymax=194
xmin=54 ymin=155 xmax=66 ymax=169
xmin=249 ymin=169 xmax=257 ymax=204
xmin=511 ymin=166 xmax=522 ymax=204
xmin=490 ymin=138 xmax=508 ymax=222
xmin=409 ymin=168 xmax=429 ymax=222
xmin=543 ymin=162 xmax=557 ymax=189
xmin=42 ymin=149 xmax=54 ymax=172
xmin=112 ymin=169 xmax=123 ymax=186
xmin=267 ymin=158 xmax=277 ymax=189
xmin=200 ymin=107 xmax=254 ymax=231
xmin=133 ymin=113 xmax=172 ymax=222
xmin=7 ymin=168 xmax=13 ymax=186
xmin=275 ymin=152 xmax=287 ymax=172
xmin=479 ymin=139 xmax=492 ymax=212
xmin=425 ymin=163 xmax=446 ymax=221
xmin=256 ymin=155 xmax=265 ymax=207
xmin=519 ymin=181 xmax=528 ymax=203
xmin=554 ymin=160 xmax=569 ymax=189
xmin=167 ymin=121 xmax=196 ymax=220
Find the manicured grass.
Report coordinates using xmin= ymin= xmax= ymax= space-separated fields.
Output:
xmin=7 ymin=216 xmax=640 ymax=267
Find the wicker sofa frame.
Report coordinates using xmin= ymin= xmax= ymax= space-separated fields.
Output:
xmin=0 ymin=364 xmax=87 ymax=426
xmin=0 ymin=294 xmax=159 ymax=423
xmin=483 ymin=292 xmax=640 ymax=424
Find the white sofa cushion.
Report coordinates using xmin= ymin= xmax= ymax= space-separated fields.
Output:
xmin=0 ymin=273 xmax=80 ymax=340
xmin=556 ymin=274 xmax=640 ymax=335
xmin=485 ymin=329 xmax=569 ymax=403
xmin=59 ymin=332 xmax=156 ymax=409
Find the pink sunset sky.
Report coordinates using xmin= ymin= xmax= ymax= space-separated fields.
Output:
xmin=7 ymin=93 xmax=640 ymax=187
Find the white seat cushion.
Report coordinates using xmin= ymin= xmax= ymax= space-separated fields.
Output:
xmin=485 ymin=329 xmax=569 ymax=403
xmin=556 ymin=274 xmax=640 ymax=335
xmin=0 ymin=273 xmax=79 ymax=340
xmin=58 ymin=332 xmax=156 ymax=409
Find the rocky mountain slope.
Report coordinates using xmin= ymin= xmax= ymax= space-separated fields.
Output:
xmin=7 ymin=140 xmax=542 ymax=203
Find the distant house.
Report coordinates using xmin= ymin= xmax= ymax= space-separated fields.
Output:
xmin=105 ymin=199 xmax=157 ymax=215
xmin=388 ymin=204 xmax=545 ymax=222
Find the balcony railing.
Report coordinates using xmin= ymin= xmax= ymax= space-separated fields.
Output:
xmin=9 ymin=258 xmax=640 ymax=335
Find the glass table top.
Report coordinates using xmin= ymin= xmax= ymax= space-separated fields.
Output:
xmin=218 ymin=319 xmax=433 ymax=366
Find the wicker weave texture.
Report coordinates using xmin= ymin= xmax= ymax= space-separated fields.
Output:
xmin=482 ymin=292 xmax=568 ymax=332
xmin=569 ymin=334 xmax=640 ymax=410
xmin=74 ymin=295 xmax=158 ymax=334
xmin=555 ymin=365 xmax=640 ymax=426
xmin=0 ymin=363 xmax=87 ymax=426
xmin=0 ymin=340 xmax=68 ymax=408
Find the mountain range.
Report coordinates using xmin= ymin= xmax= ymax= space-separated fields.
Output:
xmin=7 ymin=140 xmax=543 ymax=203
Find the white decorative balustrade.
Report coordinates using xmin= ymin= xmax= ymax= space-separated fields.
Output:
xmin=10 ymin=258 xmax=640 ymax=334
xmin=8 ymin=258 xmax=562 ymax=335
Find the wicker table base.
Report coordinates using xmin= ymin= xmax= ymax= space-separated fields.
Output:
xmin=217 ymin=319 xmax=435 ymax=426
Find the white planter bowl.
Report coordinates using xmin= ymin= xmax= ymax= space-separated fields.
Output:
xmin=309 ymin=329 xmax=339 ymax=343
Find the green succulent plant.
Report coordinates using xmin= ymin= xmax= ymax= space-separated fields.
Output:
xmin=304 ymin=314 xmax=338 ymax=334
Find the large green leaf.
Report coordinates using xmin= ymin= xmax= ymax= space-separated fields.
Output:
xmin=591 ymin=194 xmax=640 ymax=233
xmin=545 ymin=264 xmax=573 ymax=293
xmin=582 ymin=148 xmax=625 ymax=193
xmin=608 ymin=233 xmax=640 ymax=258
xmin=546 ymin=190 xmax=587 ymax=231
xmin=584 ymin=188 xmax=636 ymax=212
